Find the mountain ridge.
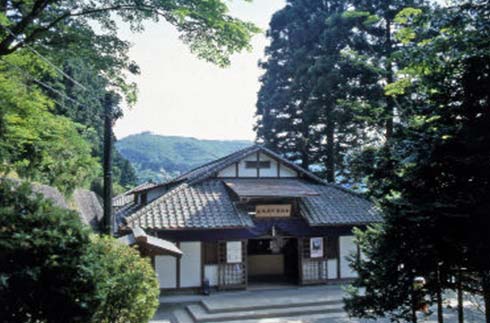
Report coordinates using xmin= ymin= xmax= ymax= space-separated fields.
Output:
xmin=115 ymin=132 xmax=252 ymax=183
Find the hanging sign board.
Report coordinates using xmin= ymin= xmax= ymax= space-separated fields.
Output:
xmin=226 ymin=241 xmax=242 ymax=263
xmin=310 ymin=237 xmax=324 ymax=258
xmin=255 ymin=204 xmax=292 ymax=218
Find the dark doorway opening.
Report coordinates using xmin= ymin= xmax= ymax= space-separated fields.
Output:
xmin=247 ymin=238 xmax=299 ymax=285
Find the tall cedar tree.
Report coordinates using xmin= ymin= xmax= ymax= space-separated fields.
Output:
xmin=256 ymin=0 xmax=374 ymax=181
xmin=345 ymin=2 xmax=490 ymax=322
xmin=345 ymin=0 xmax=427 ymax=141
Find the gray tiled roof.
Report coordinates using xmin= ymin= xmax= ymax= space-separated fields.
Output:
xmin=119 ymin=145 xmax=381 ymax=230
xmin=224 ymin=178 xmax=319 ymax=198
xmin=113 ymin=182 xmax=156 ymax=208
xmin=300 ymin=184 xmax=381 ymax=225
xmin=124 ymin=180 xmax=254 ymax=230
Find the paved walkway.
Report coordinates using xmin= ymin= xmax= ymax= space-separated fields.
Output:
xmin=151 ymin=285 xmax=485 ymax=323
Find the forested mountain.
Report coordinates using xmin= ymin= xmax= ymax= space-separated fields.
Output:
xmin=116 ymin=132 xmax=251 ymax=183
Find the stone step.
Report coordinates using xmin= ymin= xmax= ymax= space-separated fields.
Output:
xmin=232 ymin=312 xmax=349 ymax=323
xmin=202 ymin=297 xmax=344 ymax=313
xmin=186 ymin=302 xmax=345 ymax=323
xmin=173 ymin=308 xmax=194 ymax=323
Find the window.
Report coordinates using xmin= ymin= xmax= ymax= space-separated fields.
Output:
xmin=140 ymin=193 xmax=148 ymax=204
xmin=326 ymin=236 xmax=339 ymax=259
xmin=245 ymin=161 xmax=271 ymax=169
xmin=203 ymin=242 xmax=218 ymax=264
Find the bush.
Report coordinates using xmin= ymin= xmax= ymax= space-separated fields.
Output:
xmin=0 ymin=179 xmax=160 ymax=323
xmin=0 ymin=179 xmax=97 ymax=323
xmin=85 ymin=235 xmax=160 ymax=323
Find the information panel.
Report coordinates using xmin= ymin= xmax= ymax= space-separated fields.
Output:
xmin=226 ymin=241 xmax=242 ymax=263
xmin=310 ymin=237 xmax=324 ymax=258
xmin=255 ymin=204 xmax=292 ymax=218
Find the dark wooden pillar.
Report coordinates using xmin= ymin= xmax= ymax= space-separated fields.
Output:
xmin=103 ymin=93 xmax=114 ymax=235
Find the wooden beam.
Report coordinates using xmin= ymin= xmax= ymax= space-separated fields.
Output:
xmin=176 ymin=242 xmax=181 ymax=288
xmin=256 ymin=152 xmax=260 ymax=178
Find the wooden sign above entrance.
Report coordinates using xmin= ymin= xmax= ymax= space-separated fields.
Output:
xmin=255 ymin=204 xmax=292 ymax=218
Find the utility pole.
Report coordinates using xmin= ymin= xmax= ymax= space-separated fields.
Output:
xmin=103 ymin=93 xmax=114 ymax=235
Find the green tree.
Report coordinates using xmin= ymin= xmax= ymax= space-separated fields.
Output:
xmin=345 ymin=2 xmax=490 ymax=322
xmin=85 ymin=236 xmax=159 ymax=323
xmin=0 ymin=179 xmax=97 ymax=322
xmin=0 ymin=179 xmax=160 ymax=323
xmin=0 ymin=0 xmax=260 ymax=193
xmin=344 ymin=0 xmax=427 ymax=141
xmin=0 ymin=52 xmax=100 ymax=194
xmin=256 ymin=0 xmax=377 ymax=182
xmin=0 ymin=0 xmax=259 ymax=67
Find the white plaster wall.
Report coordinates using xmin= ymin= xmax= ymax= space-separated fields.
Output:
xmin=204 ymin=265 xmax=218 ymax=286
xmin=217 ymin=151 xmax=298 ymax=178
xmin=217 ymin=164 xmax=236 ymax=177
xmin=179 ymin=242 xmax=202 ymax=288
xmin=339 ymin=236 xmax=358 ymax=278
xmin=258 ymin=152 xmax=278 ymax=177
xmin=237 ymin=153 xmax=259 ymax=177
xmin=327 ymin=259 xmax=338 ymax=279
xmin=279 ymin=164 xmax=297 ymax=177
xmin=155 ymin=255 xmax=177 ymax=288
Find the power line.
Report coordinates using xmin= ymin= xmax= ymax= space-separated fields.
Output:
xmin=0 ymin=24 xmax=90 ymax=92
xmin=0 ymin=57 xmax=89 ymax=109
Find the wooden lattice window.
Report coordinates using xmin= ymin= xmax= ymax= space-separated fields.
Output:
xmin=217 ymin=241 xmax=247 ymax=289
xmin=245 ymin=161 xmax=271 ymax=169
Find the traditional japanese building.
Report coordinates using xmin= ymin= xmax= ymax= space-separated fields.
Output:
xmin=115 ymin=145 xmax=381 ymax=291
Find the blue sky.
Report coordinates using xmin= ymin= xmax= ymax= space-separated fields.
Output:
xmin=113 ymin=0 xmax=286 ymax=141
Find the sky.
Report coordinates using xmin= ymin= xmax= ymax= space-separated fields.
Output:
xmin=113 ymin=0 xmax=286 ymax=142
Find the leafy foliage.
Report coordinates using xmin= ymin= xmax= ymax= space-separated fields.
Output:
xmin=0 ymin=0 xmax=260 ymax=194
xmin=345 ymin=1 xmax=490 ymax=320
xmin=0 ymin=53 xmax=100 ymax=195
xmin=255 ymin=0 xmax=426 ymax=184
xmin=84 ymin=236 xmax=159 ymax=323
xmin=0 ymin=179 xmax=160 ymax=323
xmin=0 ymin=179 xmax=97 ymax=323
xmin=0 ymin=0 xmax=260 ymax=67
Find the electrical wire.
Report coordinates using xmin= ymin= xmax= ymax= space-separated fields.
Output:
xmin=0 ymin=57 xmax=88 ymax=109
xmin=0 ymin=24 xmax=90 ymax=92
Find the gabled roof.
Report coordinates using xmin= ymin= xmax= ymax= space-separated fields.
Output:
xmin=118 ymin=145 xmax=382 ymax=230
xmin=135 ymin=145 xmax=326 ymax=192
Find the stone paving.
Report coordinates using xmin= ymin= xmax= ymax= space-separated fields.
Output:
xmin=151 ymin=285 xmax=485 ymax=323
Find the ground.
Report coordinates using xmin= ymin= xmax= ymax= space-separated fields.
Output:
xmin=151 ymin=285 xmax=485 ymax=323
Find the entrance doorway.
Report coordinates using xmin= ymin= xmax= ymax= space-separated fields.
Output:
xmin=247 ymin=238 xmax=299 ymax=285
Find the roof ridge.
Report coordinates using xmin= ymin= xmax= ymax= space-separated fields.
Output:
xmin=167 ymin=145 xmax=260 ymax=184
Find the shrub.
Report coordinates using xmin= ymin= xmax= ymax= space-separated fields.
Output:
xmin=0 ymin=179 xmax=98 ymax=323
xmin=85 ymin=235 xmax=160 ymax=323
xmin=0 ymin=179 xmax=160 ymax=323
